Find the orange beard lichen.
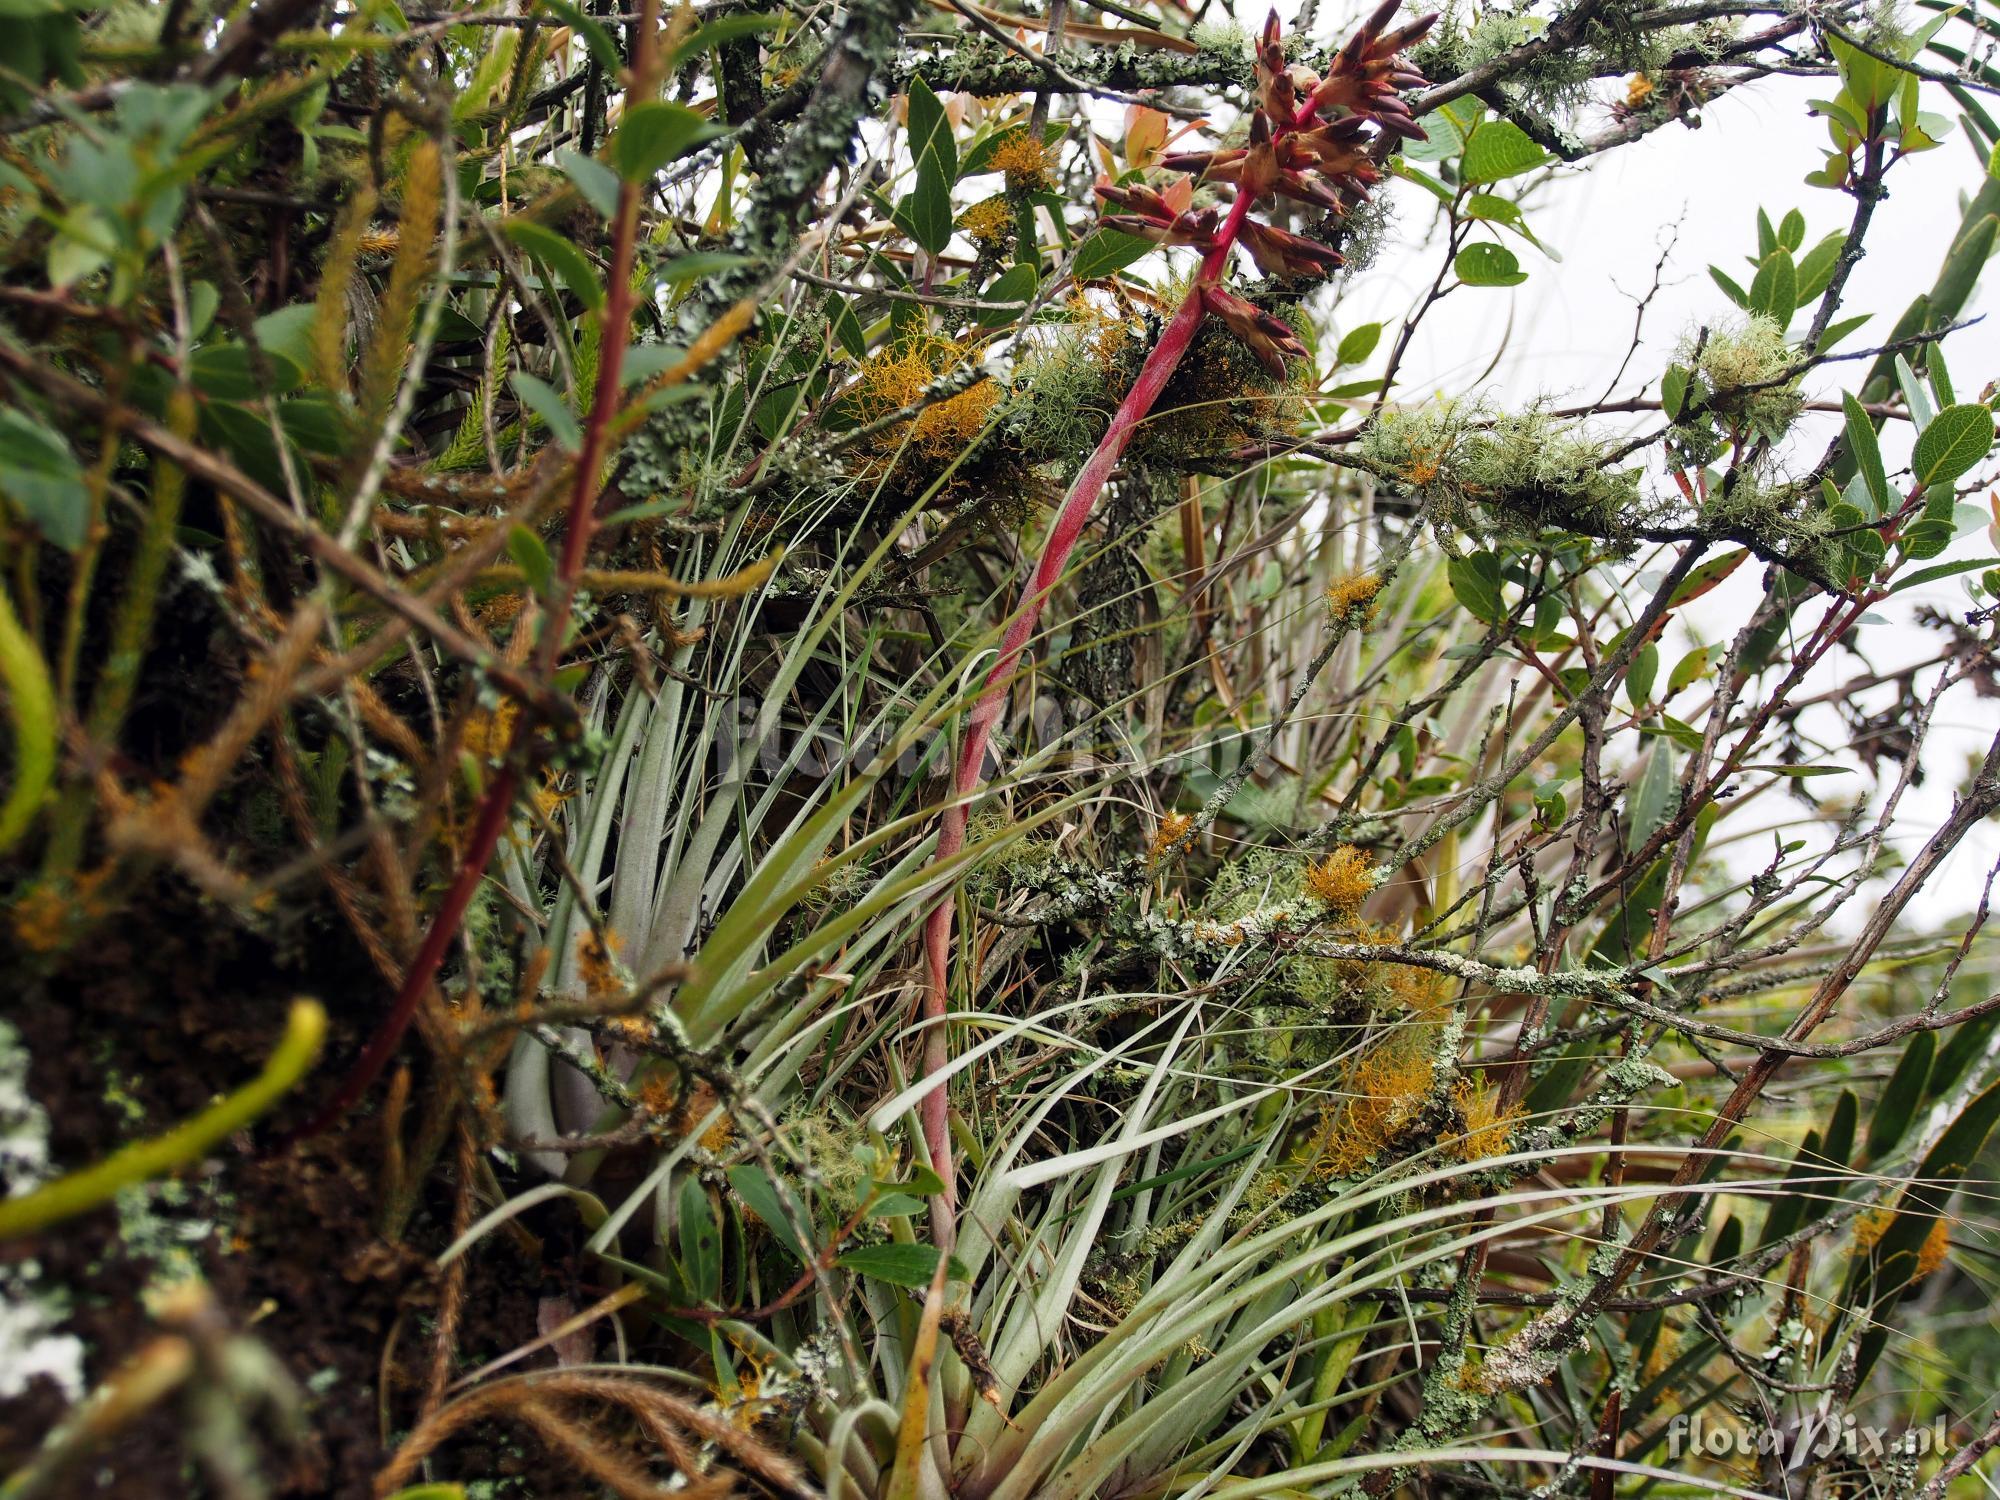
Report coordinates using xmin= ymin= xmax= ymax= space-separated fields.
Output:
xmin=1450 ymin=1073 xmax=1521 ymax=1162
xmin=1854 ymin=1207 xmax=1952 ymax=1280
xmin=1305 ymin=844 xmax=1375 ymax=914
xmin=1150 ymin=810 xmax=1196 ymax=862
xmin=848 ymin=335 xmax=1002 ymax=469
xmin=959 ymin=195 xmax=1014 ymax=249
xmin=1325 ymin=570 xmax=1383 ymax=622
xmin=989 ymin=132 xmax=1054 ymax=192
xmin=1316 ymin=1025 xmax=1437 ymax=1176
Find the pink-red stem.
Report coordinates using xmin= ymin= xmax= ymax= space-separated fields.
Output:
xmin=915 ymin=194 xmax=1255 ymax=1236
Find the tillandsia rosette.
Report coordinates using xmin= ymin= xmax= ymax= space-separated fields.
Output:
xmin=915 ymin=0 xmax=1438 ymax=1230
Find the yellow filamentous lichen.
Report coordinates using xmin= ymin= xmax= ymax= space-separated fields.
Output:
xmin=1150 ymin=810 xmax=1195 ymax=862
xmin=848 ymin=335 xmax=1003 ymax=466
xmin=959 ymin=195 xmax=1014 ymax=249
xmin=1325 ymin=570 xmax=1383 ymax=622
xmin=1305 ymin=845 xmax=1375 ymax=913
xmin=1917 ymin=1216 xmax=1951 ymax=1279
xmin=1450 ymin=1073 xmax=1522 ymax=1162
xmin=1854 ymin=1207 xmax=1952 ymax=1281
xmin=989 ymin=133 xmax=1053 ymax=192
xmin=461 ymin=698 xmax=519 ymax=761
xmin=1315 ymin=1025 xmax=1438 ymax=1176
xmin=576 ymin=926 xmax=626 ymax=1004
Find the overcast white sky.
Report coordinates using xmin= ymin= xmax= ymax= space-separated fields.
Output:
xmin=1301 ymin=55 xmax=2000 ymax=927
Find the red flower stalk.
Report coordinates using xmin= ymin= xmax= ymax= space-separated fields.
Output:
xmin=914 ymin=2 xmax=1436 ymax=1240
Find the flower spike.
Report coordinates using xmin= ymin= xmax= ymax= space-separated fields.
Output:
xmin=1202 ymin=284 xmax=1310 ymax=376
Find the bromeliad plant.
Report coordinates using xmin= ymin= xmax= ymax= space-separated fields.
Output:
xmin=920 ymin=1 xmax=1437 ymax=1226
xmin=9 ymin=0 xmax=2000 ymax=1496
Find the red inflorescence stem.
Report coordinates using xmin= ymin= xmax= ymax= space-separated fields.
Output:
xmin=910 ymin=0 xmax=1437 ymax=1234
xmin=915 ymin=179 xmax=1260 ymax=1238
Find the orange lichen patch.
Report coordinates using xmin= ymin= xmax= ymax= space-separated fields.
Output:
xmin=1402 ymin=446 xmax=1443 ymax=486
xmin=530 ymin=774 xmax=568 ymax=824
xmin=1150 ymin=810 xmax=1195 ymax=862
xmin=698 ymin=1111 xmax=737 ymax=1154
xmin=461 ymin=698 xmax=519 ymax=760
xmin=637 ymin=1073 xmax=734 ymax=1152
xmin=1383 ymin=963 xmax=1451 ymax=1016
xmin=1305 ymin=845 xmax=1375 ymax=913
xmin=1451 ymin=1073 xmax=1522 ymax=1162
xmin=11 ymin=880 xmax=72 ymax=955
xmin=1325 ymin=571 xmax=1383 ymax=621
xmin=1917 ymin=1216 xmax=1951 ymax=1279
xmin=1315 ymin=1025 xmax=1437 ymax=1176
xmin=959 ymin=195 xmax=1014 ymax=248
xmin=576 ymin=926 xmax=626 ymax=1002
xmin=989 ymin=132 xmax=1053 ymax=191
xmin=848 ymin=335 xmax=1003 ymax=466
xmin=639 ymin=1074 xmax=681 ymax=1117
xmin=480 ymin=590 xmax=526 ymax=627
xmin=1625 ymin=73 xmax=1656 ymax=108
xmin=1853 ymin=1206 xmax=1894 ymax=1250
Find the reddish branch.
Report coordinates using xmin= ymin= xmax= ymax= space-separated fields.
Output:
xmin=286 ymin=0 xmax=665 ymax=1144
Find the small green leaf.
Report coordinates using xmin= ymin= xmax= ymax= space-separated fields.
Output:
xmin=1446 ymin=550 xmax=1504 ymax=623
xmin=1460 ymin=119 xmax=1548 ymax=183
xmin=1453 ymin=241 xmax=1527 ymax=287
xmin=1747 ymin=249 xmax=1797 ymax=325
xmin=1893 ymin=354 xmax=1936 ymax=430
xmin=650 ymin=251 xmax=754 ymax=290
xmin=554 ymin=149 xmax=621 ymax=218
xmin=1911 ymin=403 xmax=1995 ymax=486
xmin=829 ymin=296 xmax=867 ymax=359
xmin=506 ymin=524 xmax=554 ymax=599
xmin=1661 ymin=364 xmax=1690 ymax=420
xmin=1795 ymin=231 xmax=1845 ymax=303
xmin=502 ymin=219 xmax=605 ymax=313
xmin=1842 ymin=392 xmax=1891 ymax=516
xmin=976 ymin=262 xmax=1037 ymax=328
xmin=0 ymin=408 xmax=87 ymax=551
xmin=1336 ymin=322 xmax=1383 ymax=366
xmin=509 ymin=371 xmax=581 ymax=451
xmin=1388 ymin=159 xmax=1454 ymax=203
xmin=1625 ymin=641 xmax=1659 ymax=709
xmin=726 ymin=1165 xmax=810 ymax=1263
xmin=904 ymin=75 xmax=958 ymax=187
xmin=836 ymin=1242 xmax=967 ymax=1288
xmin=1626 ymin=742 xmax=1677 ymax=854
xmin=1891 ymin=555 xmax=2000 ymax=593
xmin=1665 ymin=644 xmax=1710 ymax=697
xmin=1071 ymin=227 xmax=1152 ymax=282
xmin=677 ymin=1176 xmax=721 ymax=1303
xmin=611 ymin=101 xmax=725 ymax=183
xmin=1777 ymin=207 xmax=1806 ymax=250
xmin=1464 ymin=192 xmax=1556 ymax=256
